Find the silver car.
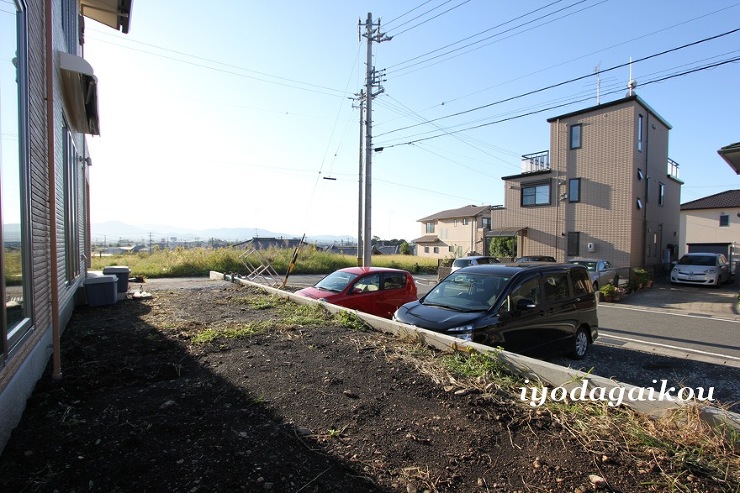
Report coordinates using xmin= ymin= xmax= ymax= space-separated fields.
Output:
xmin=566 ymin=258 xmax=618 ymax=290
xmin=670 ymin=253 xmax=730 ymax=287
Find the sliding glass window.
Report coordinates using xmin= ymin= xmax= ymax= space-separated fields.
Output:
xmin=1 ymin=1 xmax=33 ymax=359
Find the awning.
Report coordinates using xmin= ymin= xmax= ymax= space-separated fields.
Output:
xmin=80 ymin=0 xmax=133 ymax=33
xmin=487 ymin=227 xmax=527 ymax=237
xmin=718 ymin=142 xmax=740 ymax=174
xmin=59 ymin=52 xmax=99 ymax=135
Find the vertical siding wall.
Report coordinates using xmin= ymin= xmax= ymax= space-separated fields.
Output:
xmin=1 ymin=0 xmax=91 ymax=452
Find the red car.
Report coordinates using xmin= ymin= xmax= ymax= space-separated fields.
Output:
xmin=295 ymin=267 xmax=418 ymax=319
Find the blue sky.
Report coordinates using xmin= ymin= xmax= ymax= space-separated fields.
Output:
xmin=83 ymin=0 xmax=740 ymax=242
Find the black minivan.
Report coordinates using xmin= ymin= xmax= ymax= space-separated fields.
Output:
xmin=393 ymin=263 xmax=598 ymax=359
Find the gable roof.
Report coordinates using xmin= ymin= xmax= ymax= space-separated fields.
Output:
xmin=417 ymin=204 xmax=492 ymax=222
xmin=681 ymin=190 xmax=740 ymax=210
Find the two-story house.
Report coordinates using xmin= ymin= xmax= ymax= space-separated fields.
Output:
xmin=413 ymin=204 xmax=494 ymax=260
xmin=679 ymin=190 xmax=740 ymax=267
xmin=0 ymin=0 xmax=132 ymax=451
xmin=492 ymin=94 xmax=683 ymax=269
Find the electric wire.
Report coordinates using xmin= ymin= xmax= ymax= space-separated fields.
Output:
xmin=377 ymin=55 xmax=740 ymax=149
xmin=435 ymin=2 xmax=740 ymax=108
xmin=377 ymin=28 xmax=740 ymax=139
xmin=385 ymin=0 xmax=568 ymax=70
xmin=86 ymin=28 xmax=348 ymax=98
xmin=386 ymin=0 xmax=472 ymax=38
xmin=382 ymin=0 xmax=436 ymax=28
xmin=387 ymin=0 xmax=601 ymax=76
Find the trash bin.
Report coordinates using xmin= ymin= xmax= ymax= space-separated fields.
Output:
xmin=84 ymin=274 xmax=118 ymax=306
xmin=102 ymin=266 xmax=131 ymax=301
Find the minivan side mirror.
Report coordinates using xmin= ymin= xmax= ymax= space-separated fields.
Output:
xmin=515 ymin=298 xmax=536 ymax=311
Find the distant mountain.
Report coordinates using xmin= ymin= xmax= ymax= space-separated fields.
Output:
xmin=91 ymin=221 xmax=355 ymax=245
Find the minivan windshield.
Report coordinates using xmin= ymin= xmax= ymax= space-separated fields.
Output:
xmin=423 ymin=272 xmax=510 ymax=311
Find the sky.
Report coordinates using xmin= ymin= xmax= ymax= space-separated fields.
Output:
xmin=82 ymin=0 xmax=740 ymax=243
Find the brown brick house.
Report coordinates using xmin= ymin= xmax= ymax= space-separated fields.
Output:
xmin=491 ymin=94 xmax=683 ymax=269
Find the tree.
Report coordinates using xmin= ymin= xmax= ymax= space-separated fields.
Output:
xmin=489 ymin=236 xmax=516 ymax=258
xmin=399 ymin=241 xmax=411 ymax=255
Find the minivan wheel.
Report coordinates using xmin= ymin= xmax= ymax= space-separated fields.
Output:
xmin=571 ymin=328 xmax=589 ymax=360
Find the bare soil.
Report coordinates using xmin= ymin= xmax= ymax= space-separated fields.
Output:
xmin=0 ymin=277 xmax=735 ymax=492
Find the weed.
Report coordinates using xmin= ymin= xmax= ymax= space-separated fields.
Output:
xmin=334 ymin=311 xmax=370 ymax=331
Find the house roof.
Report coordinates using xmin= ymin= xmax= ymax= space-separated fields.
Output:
xmin=546 ymin=94 xmax=672 ymax=130
xmin=412 ymin=235 xmax=440 ymax=244
xmin=417 ymin=204 xmax=492 ymax=222
xmin=718 ymin=142 xmax=740 ymax=174
xmin=681 ymin=190 xmax=740 ymax=210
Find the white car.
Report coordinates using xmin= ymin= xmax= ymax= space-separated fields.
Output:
xmin=670 ymin=253 xmax=730 ymax=287
xmin=451 ymin=256 xmax=500 ymax=272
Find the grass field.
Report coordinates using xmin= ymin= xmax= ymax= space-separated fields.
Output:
xmin=91 ymin=246 xmax=439 ymax=278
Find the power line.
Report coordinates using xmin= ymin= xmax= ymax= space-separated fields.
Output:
xmin=387 ymin=0 xmax=599 ymax=76
xmin=378 ymin=55 xmax=740 ymax=149
xmin=382 ymin=0 xmax=436 ymax=28
xmin=86 ymin=29 xmax=348 ymax=98
xmin=386 ymin=0 xmax=472 ymax=38
xmin=377 ymin=28 xmax=740 ymax=139
xmin=385 ymin=0 xmax=568 ymax=70
xmin=436 ymin=2 xmax=740 ymax=109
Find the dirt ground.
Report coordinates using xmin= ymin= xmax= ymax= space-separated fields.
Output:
xmin=0 ymin=277 xmax=736 ymax=492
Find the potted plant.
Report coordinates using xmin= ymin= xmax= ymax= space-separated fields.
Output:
xmin=599 ymin=283 xmax=617 ymax=302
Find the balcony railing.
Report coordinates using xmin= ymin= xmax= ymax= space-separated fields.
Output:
xmin=667 ymin=158 xmax=680 ymax=179
xmin=521 ymin=150 xmax=550 ymax=173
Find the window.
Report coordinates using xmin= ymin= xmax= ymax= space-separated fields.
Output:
xmin=501 ymin=276 xmax=540 ymax=313
xmin=568 ymin=178 xmax=581 ymax=203
xmin=481 ymin=217 xmax=491 ymax=229
xmin=63 ymin=122 xmax=81 ymax=281
xmin=572 ymin=269 xmax=590 ymax=297
xmin=453 ymin=219 xmax=458 ymax=227
xmin=1 ymin=1 xmax=33 ymax=357
xmin=425 ymin=222 xmax=434 ymax=234
xmin=637 ymin=168 xmax=644 ymax=181
xmin=543 ymin=273 xmax=570 ymax=301
xmin=720 ymin=214 xmax=730 ymax=227
xmin=61 ymin=0 xmax=78 ymax=53
xmin=569 ymin=124 xmax=582 ymax=149
xmin=567 ymin=232 xmax=580 ymax=256
xmin=424 ymin=246 xmax=429 ymax=253
xmin=433 ymin=247 xmax=439 ymax=254
xmin=382 ymin=273 xmax=406 ymax=291
xmin=637 ymin=198 xmax=643 ymax=210
xmin=658 ymin=183 xmax=665 ymax=206
xmin=462 ymin=218 xmax=469 ymax=225
xmin=521 ymin=182 xmax=550 ymax=206
xmin=637 ymin=114 xmax=643 ymax=152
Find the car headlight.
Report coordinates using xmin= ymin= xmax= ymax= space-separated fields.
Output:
xmin=705 ymin=269 xmax=716 ymax=274
xmin=447 ymin=324 xmax=473 ymax=333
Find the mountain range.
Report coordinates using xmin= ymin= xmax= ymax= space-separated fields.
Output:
xmin=91 ymin=221 xmax=356 ymax=245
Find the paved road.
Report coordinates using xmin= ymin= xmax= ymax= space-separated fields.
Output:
xmin=599 ymin=281 xmax=740 ymax=367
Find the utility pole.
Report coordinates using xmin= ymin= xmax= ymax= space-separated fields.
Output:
xmin=360 ymin=12 xmax=391 ymax=267
xmin=356 ymin=89 xmax=364 ymax=266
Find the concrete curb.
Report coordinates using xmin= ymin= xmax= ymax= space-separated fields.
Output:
xmin=212 ymin=272 xmax=740 ymax=434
